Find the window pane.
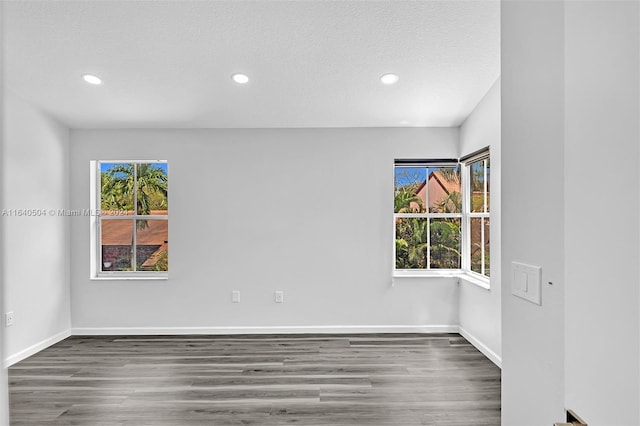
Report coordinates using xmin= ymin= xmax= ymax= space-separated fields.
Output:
xmin=484 ymin=218 xmax=490 ymax=277
xmin=101 ymin=219 xmax=133 ymax=271
xmin=428 ymin=167 xmax=461 ymax=213
xmin=395 ymin=218 xmax=428 ymax=269
xmin=470 ymin=218 xmax=482 ymax=274
xmin=470 ymin=217 xmax=489 ymax=277
xmin=136 ymin=219 xmax=168 ymax=271
xmin=430 ymin=218 xmax=461 ymax=269
xmin=470 ymin=161 xmax=485 ymax=213
xmin=100 ymin=163 xmax=134 ymax=213
xmin=394 ymin=167 xmax=426 ymax=213
xmin=136 ymin=163 xmax=169 ymax=215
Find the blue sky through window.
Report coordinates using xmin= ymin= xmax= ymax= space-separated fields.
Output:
xmin=394 ymin=167 xmax=426 ymax=188
xmin=101 ymin=162 xmax=168 ymax=175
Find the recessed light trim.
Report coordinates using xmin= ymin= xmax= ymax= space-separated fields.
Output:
xmin=82 ymin=74 xmax=102 ymax=85
xmin=380 ymin=73 xmax=399 ymax=85
xmin=232 ymin=73 xmax=249 ymax=84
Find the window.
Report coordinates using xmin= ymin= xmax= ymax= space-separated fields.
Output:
xmin=91 ymin=161 xmax=168 ymax=278
xmin=394 ymin=149 xmax=490 ymax=282
xmin=394 ymin=160 xmax=462 ymax=273
xmin=462 ymin=152 xmax=490 ymax=278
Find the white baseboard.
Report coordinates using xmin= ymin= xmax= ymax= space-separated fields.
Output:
xmin=4 ymin=329 xmax=71 ymax=367
xmin=459 ymin=326 xmax=502 ymax=368
xmin=71 ymin=324 xmax=459 ymax=335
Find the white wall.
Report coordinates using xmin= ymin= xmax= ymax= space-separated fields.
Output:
xmin=564 ymin=2 xmax=639 ymax=424
xmin=458 ymin=78 xmax=501 ymax=365
xmin=502 ymin=1 xmax=640 ymax=425
xmin=501 ymin=1 xmax=566 ymax=424
xmin=2 ymin=91 xmax=71 ymax=364
xmin=0 ymin=2 xmax=9 ymax=422
xmin=69 ymin=128 xmax=461 ymax=333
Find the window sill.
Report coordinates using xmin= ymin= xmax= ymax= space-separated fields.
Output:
xmin=393 ymin=270 xmax=460 ymax=278
xmin=392 ymin=270 xmax=490 ymax=290
xmin=91 ymin=274 xmax=168 ymax=281
xmin=458 ymin=272 xmax=490 ymax=290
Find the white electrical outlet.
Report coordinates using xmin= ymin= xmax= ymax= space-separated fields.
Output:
xmin=275 ymin=291 xmax=284 ymax=303
xmin=232 ymin=290 xmax=241 ymax=303
xmin=5 ymin=311 xmax=14 ymax=327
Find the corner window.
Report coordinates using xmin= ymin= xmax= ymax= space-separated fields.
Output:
xmin=394 ymin=150 xmax=490 ymax=283
xmin=91 ymin=161 xmax=168 ymax=278
xmin=394 ymin=160 xmax=462 ymax=272
xmin=463 ymin=152 xmax=490 ymax=278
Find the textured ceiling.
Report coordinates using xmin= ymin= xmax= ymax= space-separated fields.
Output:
xmin=4 ymin=1 xmax=500 ymax=129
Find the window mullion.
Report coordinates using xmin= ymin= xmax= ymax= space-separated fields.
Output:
xmin=480 ymin=217 xmax=485 ymax=276
xmin=424 ymin=167 xmax=431 ymax=269
xmin=132 ymin=163 xmax=138 ymax=272
xmin=426 ymin=217 xmax=431 ymax=269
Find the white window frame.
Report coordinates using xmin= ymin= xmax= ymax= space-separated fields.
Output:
xmin=90 ymin=160 xmax=169 ymax=280
xmin=461 ymin=150 xmax=490 ymax=284
xmin=393 ymin=160 xmax=463 ymax=277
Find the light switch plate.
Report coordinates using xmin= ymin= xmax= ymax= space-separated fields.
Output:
xmin=511 ymin=262 xmax=541 ymax=305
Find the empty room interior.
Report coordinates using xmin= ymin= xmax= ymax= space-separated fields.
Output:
xmin=1 ymin=1 xmax=640 ymax=425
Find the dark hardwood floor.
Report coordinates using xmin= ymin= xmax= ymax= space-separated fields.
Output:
xmin=9 ymin=333 xmax=500 ymax=425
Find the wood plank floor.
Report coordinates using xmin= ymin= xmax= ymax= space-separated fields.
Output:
xmin=9 ymin=333 xmax=500 ymax=425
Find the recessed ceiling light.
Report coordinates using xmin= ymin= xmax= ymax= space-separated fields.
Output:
xmin=82 ymin=74 xmax=102 ymax=85
xmin=380 ymin=73 xmax=399 ymax=85
xmin=232 ymin=73 xmax=249 ymax=84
